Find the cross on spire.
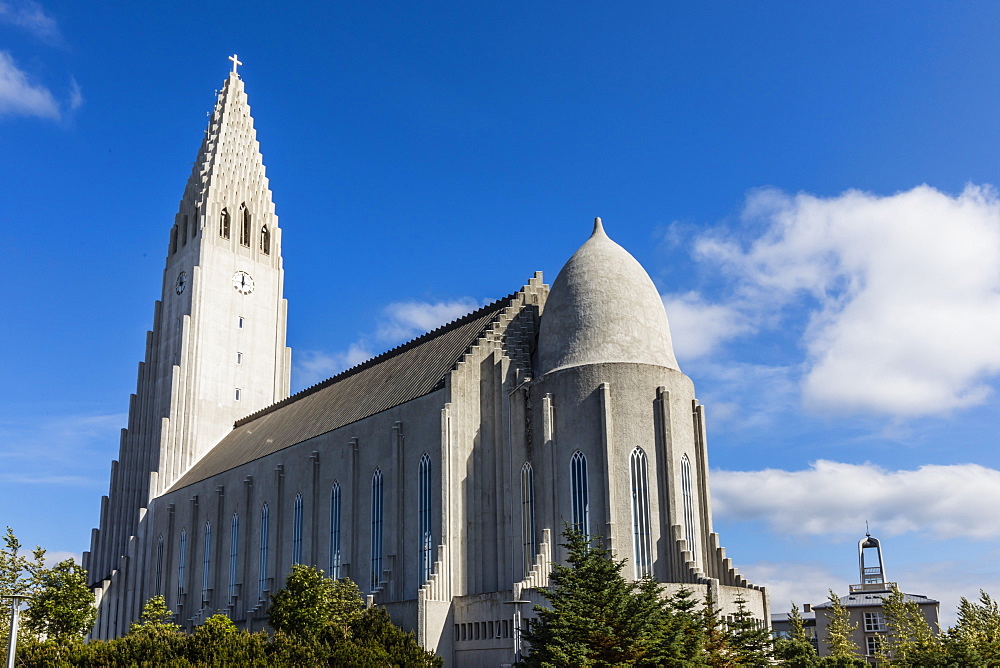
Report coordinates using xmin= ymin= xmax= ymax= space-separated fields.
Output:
xmin=229 ymin=54 xmax=242 ymax=74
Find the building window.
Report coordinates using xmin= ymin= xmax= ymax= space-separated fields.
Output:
xmin=202 ymin=521 xmax=212 ymax=600
xmin=570 ymin=451 xmax=590 ymax=535
xmin=630 ymin=447 xmax=652 ymax=579
xmin=371 ymin=468 xmax=383 ymax=592
xmin=864 ymin=610 xmax=886 ymax=632
xmin=190 ymin=208 xmax=198 ymax=238
xmin=170 ymin=227 xmax=178 ymax=255
xmin=238 ymin=316 xmax=244 ymax=329
xmin=418 ymin=453 xmax=432 ymax=586
xmin=180 ymin=215 xmax=188 ymax=247
xmin=155 ymin=535 xmax=164 ymax=595
xmin=258 ymin=504 xmax=269 ymax=599
xmin=330 ymin=482 xmax=342 ymax=579
xmin=521 ymin=462 xmax=536 ymax=575
xmin=235 ymin=388 xmax=241 ymax=401
xmin=681 ymin=454 xmax=696 ymax=561
xmin=240 ymin=205 xmax=251 ymax=247
xmin=220 ymin=208 xmax=230 ymax=239
xmin=292 ymin=493 xmax=304 ymax=565
xmin=260 ymin=224 xmax=270 ymax=255
xmin=236 ymin=352 xmax=243 ymax=365
xmin=178 ymin=529 xmax=187 ymax=594
xmin=229 ymin=513 xmax=239 ymax=599
xmin=866 ymin=635 xmax=881 ymax=656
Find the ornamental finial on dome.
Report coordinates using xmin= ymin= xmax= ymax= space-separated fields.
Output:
xmin=593 ymin=216 xmax=605 ymax=237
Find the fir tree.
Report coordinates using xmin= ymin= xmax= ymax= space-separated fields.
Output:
xmin=821 ymin=590 xmax=860 ymax=661
xmin=879 ymin=583 xmax=943 ymax=665
xmin=773 ymin=602 xmax=818 ymax=667
xmin=727 ymin=594 xmax=773 ymax=666
xmin=520 ymin=527 xmax=667 ymax=666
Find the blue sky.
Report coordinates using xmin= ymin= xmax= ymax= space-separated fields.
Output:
xmin=4 ymin=1 xmax=1000 ymax=625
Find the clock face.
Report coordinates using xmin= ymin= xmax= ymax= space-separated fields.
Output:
xmin=232 ymin=271 xmax=254 ymax=295
xmin=175 ymin=271 xmax=187 ymax=295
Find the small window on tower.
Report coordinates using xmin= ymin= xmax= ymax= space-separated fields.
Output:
xmin=235 ymin=388 xmax=241 ymax=401
xmin=238 ymin=317 xmax=245 ymax=329
xmin=240 ymin=205 xmax=251 ymax=247
xmin=220 ymin=209 xmax=231 ymax=239
xmin=180 ymin=215 xmax=188 ymax=247
xmin=170 ymin=227 xmax=178 ymax=255
xmin=260 ymin=225 xmax=270 ymax=255
xmin=237 ymin=352 xmax=243 ymax=365
xmin=190 ymin=209 xmax=198 ymax=237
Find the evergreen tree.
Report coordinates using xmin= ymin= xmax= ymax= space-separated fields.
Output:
xmin=727 ymin=594 xmax=773 ymax=666
xmin=23 ymin=559 xmax=97 ymax=641
xmin=941 ymin=589 xmax=1000 ymax=665
xmin=773 ymin=602 xmax=818 ymax=667
xmin=700 ymin=591 xmax=735 ymax=668
xmin=879 ymin=583 xmax=944 ymax=665
xmin=653 ymin=586 xmax=710 ymax=665
xmin=520 ymin=527 xmax=669 ymax=666
xmin=821 ymin=590 xmax=860 ymax=661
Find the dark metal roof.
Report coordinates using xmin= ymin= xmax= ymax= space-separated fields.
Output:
xmin=166 ymin=292 xmax=519 ymax=493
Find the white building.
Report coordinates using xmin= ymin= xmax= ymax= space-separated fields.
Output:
xmin=84 ymin=63 xmax=768 ymax=666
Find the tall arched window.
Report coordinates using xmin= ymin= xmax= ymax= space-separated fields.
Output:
xmin=418 ymin=453 xmax=432 ymax=586
xmin=330 ymin=482 xmax=342 ymax=579
xmin=239 ymin=205 xmax=251 ymax=247
xmin=178 ymin=529 xmax=187 ymax=593
xmin=260 ymin=224 xmax=270 ymax=255
xmin=202 ymin=521 xmax=212 ymax=600
xmin=630 ymin=448 xmax=652 ymax=578
xmin=229 ymin=513 xmax=239 ymax=599
xmin=570 ymin=451 xmax=590 ymax=536
xmin=681 ymin=454 xmax=696 ymax=561
xmin=371 ymin=469 xmax=383 ymax=592
xmin=219 ymin=208 xmax=230 ymax=239
xmin=258 ymin=504 xmax=269 ymax=599
xmin=155 ymin=535 xmax=164 ymax=595
xmin=521 ymin=462 xmax=537 ymax=575
xmin=292 ymin=493 xmax=304 ymax=565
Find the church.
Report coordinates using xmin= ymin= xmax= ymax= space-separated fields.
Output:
xmin=83 ymin=61 xmax=769 ymax=665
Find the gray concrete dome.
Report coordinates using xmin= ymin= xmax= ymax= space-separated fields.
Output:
xmin=538 ymin=218 xmax=680 ymax=375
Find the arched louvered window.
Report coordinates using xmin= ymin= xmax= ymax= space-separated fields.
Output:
xmin=178 ymin=529 xmax=187 ymax=593
xmin=219 ymin=208 xmax=230 ymax=239
xmin=371 ymin=469 xmax=383 ymax=592
xmin=229 ymin=513 xmax=239 ymax=599
xmin=202 ymin=521 xmax=212 ymax=600
xmin=330 ymin=482 xmax=342 ymax=579
xmin=681 ymin=454 xmax=696 ymax=561
xmin=169 ymin=227 xmax=178 ymax=255
xmin=258 ymin=504 xmax=269 ymax=599
xmin=418 ymin=453 xmax=432 ymax=586
xmin=155 ymin=535 xmax=164 ymax=595
xmin=292 ymin=493 xmax=304 ymax=565
xmin=570 ymin=451 xmax=590 ymax=536
xmin=521 ymin=462 xmax=537 ymax=575
xmin=630 ymin=448 xmax=652 ymax=578
xmin=190 ymin=208 xmax=198 ymax=238
xmin=260 ymin=224 xmax=270 ymax=255
xmin=240 ymin=205 xmax=251 ymax=247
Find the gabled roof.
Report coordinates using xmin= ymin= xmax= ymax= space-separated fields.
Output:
xmin=166 ymin=292 xmax=520 ymax=492
xmin=812 ymin=591 xmax=939 ymax=608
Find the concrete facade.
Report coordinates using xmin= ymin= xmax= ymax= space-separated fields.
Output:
xmin=85 ymin=66 xmax=768 ymax=665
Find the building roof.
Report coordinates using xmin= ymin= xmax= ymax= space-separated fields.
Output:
xmin=166 ymin=292 xmax=520 ymax=492
xmin=812 ymin=591 xmax=939 ymax=609
xmin=537 ymin=218 xmax=679 ymax=375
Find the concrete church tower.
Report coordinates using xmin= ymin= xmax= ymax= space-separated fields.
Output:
xmin=85 ymin=60 xmax=291 ymax=636
xmin=525 ymin=218 xmax=764 ymax=613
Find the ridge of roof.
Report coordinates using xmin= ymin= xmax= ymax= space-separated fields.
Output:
xmin=235 ymin=290 xmax=520 ymax=428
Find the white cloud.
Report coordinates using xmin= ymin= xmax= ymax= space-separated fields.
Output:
xmin=0 ymin=0 xmax=61 ymax=43
xmin=662 ymin=291 xmax=752 ymax=361
xmin=0 ymin=50 xmax=60 ymax=120
xmin=712 ymin=461 xmax=1000 ymax=540
xmin=692 ymin=184 xmax=1000 ymax=417
xmin=376 ymin=298 xmax=481 ymax=342
xmin=68 ymin=76 xmax=82 ymax=110
xmin=738 ymin=560 xmax=840 ymax=617
xmin=292 ymin=297 xmax=481 ymax=390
